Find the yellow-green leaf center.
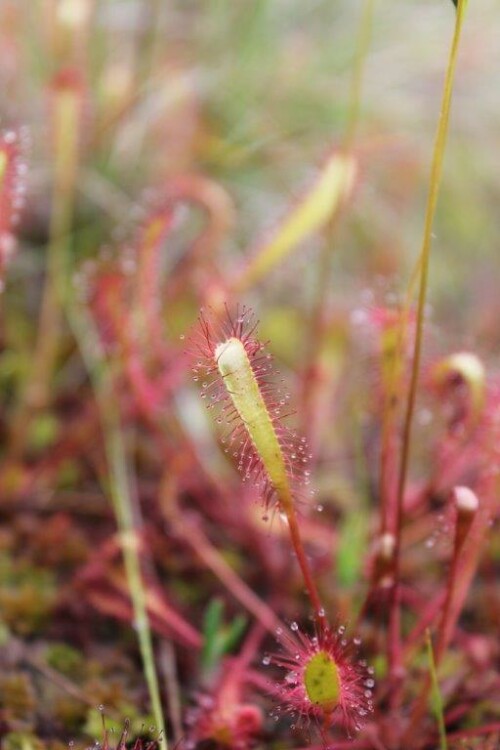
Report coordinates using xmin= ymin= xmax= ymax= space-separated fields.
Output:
xmin=303 ymin=650 xmax=340 ymax=711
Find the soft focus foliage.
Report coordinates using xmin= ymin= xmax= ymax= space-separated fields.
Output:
xmin=0 ymin=2 xmax=499 ymax=749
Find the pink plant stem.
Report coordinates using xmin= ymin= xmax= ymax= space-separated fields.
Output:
xmin=401 ymin=481 xmax=494 ymax=743
xmin=285 ymin=504 xmax=325 ymax=630
xmin=134 ymin=208 xmax=175 ymax=349
xmin=174 ymin=514 xmax=282 ymax=636
xmin=236 ymin=621 xmax=266 ymax=668
xmin=403 ymin=590 xmax=446 ymax=658
xmin=434 ymin=550 xmax=467 ymax=667
xmin=435 ymin=485 xmax=494 ymax=664
xmin=378 ymin=403 xmax=400 ymax=536
xmin=159 ymin=641 xmax=182 ymax=744
xmin=77 ymin=535 xmax=201 ymax=649
xmin=400 ymin=586 xmax=457 ymax=738
xmin=164 ymin=175 xmax=234 ymax=309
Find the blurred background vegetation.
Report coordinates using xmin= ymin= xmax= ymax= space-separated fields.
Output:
xmin=0 ymin=1 xmax=499 ymax=747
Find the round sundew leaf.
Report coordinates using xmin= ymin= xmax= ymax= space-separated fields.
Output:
xmin=304 ymin=651 xmax=340 ymax=711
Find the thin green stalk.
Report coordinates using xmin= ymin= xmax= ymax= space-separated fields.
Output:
xmin=103 ymin=406 xmax=168 ymax=747
xmin=388 ymin=0 xmax=469 ymax=689
xmin=70 ymin=307 xmax=168 ymax=747
xmin=343 ymin=0 xmax=375 ymax=150
xmin=426 ymin=630 xmax=448 ymax=750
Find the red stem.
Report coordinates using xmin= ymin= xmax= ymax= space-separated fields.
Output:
xmin=175 ymin=514 xmax=282 ymax=636
xmin=286 ymin=505 xmax=325 ymax=630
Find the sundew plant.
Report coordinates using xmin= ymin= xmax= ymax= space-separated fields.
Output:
xmin=0 ymin=1 xmax=499 ymax=750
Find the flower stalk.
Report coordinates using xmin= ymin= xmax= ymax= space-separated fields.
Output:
xmin=389 ymin=0 xmax=469 ymax=694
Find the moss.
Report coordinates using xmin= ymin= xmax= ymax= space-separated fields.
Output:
xmin=45 ymin=643 xmax=85 ymax=679
xmin=0 ymin=673 xmax=37 ymax=729
xmin=2 ymin=733 xmax=45 ymax=750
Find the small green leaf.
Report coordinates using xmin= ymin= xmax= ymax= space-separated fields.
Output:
xmin=220 ymin=614 xmax=247 ymax=654
xmin=201 ymin=599 xmax=247 ymax=675
xmin=201 ymin=598 xmax=224 ymax=674
xmin=337 ymin=504 xmax=369 ymax=588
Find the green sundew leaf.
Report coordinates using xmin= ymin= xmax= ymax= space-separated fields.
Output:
xmin=201 ymin=598 xmax=224 ymax=674
xmin=234 ymin=152 xmax=357 ymax=291
xmin=216 ymin=337 xmax=292 ymax=509
xmin=426 ymin=630 xmax=448 ymax=750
